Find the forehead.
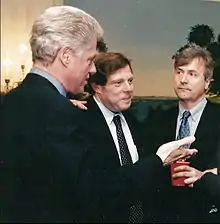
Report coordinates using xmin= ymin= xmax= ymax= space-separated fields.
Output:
xmin=176 ymin=57 xmax=205 ymax=71
xmin=107 ymin=65 xmax=133 ymax=81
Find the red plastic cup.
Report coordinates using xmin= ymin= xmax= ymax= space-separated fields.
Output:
xmin=170 ymin=161 xmax=190 ymax=186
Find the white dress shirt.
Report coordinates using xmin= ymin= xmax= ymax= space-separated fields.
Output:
xmin=94 ymin=96 xmax=139 ymax=165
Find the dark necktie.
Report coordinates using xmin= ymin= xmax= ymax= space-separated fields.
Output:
xmin=113 ymin=115 xmax=143 ymax=223
xmin=176 ymin=111 xmax=191 ymax=148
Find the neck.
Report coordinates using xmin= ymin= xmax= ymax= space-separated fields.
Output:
xmin=33 ymin=61 xmax=55 ymax=76
xmin=33 ymin=61 xmax=67 ymax=91
xmin=179 ymin=96 xmax=206 ymax=110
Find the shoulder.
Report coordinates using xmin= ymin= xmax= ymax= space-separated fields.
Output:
xmin=204 ymin=99 xmax=220 ymax=115
xmin=206 ymin=99 xmax=220 ymax=108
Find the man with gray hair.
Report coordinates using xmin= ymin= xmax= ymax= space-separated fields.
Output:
xmin=1 ymin=6 xmax=197 ymax=223
xmin=1 ymin=5 xmax=103 ymax=222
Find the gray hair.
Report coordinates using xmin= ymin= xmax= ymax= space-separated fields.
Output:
xmin=30 ymin=5 xmax=103 ymax=64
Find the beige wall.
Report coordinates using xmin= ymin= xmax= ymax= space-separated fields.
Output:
xmin=1 ymin=0 xmax=63 ymax=91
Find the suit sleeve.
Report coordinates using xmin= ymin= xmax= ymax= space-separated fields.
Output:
xmin=76 ymin=130 xmax=164 ymax=221
xmin=195 ymin=173 xmax=220 ymax=208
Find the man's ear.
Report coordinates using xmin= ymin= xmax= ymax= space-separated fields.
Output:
xmin=59 ymin=47 xmax=72 ymax=67
xmin=205 ymin=78 xmax=213 ymax=91
xmin=91 ymin=83 xmax=101 ymax=94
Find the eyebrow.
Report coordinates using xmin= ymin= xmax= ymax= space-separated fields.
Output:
xmin=188 ymin=69 xmax=197 ymax=73
xmin=108 ymin=78 xmax=123 ymax=83
xmin=109 ymin=76 xmax=133 ymax=83
xmin=177 ymin=68 xmax=197 ymax=73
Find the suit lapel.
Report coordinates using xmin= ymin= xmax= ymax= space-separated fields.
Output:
xmin=86 ymin=98 xmax=121 ymax=166
xmin=189 ymin=101 xmax=219 ymax=168
xmin=166 ymin=106 xmax=179 ymax=141
xmin=191 ymin=101 xmax=213 ymax=149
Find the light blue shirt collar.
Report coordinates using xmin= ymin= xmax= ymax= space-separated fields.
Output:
xmin=30 ymin=67 xmax=67 ymax=97
xmin=178 ymin=98 xmax=207 ymax=122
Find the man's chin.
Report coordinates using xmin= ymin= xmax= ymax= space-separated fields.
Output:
xmin=74 ymin=86 xmax=85 ymax=94
xmin=120 ymin=104 xmax=131 ymax=111
xmin=178 ymin=97 xmax=191 ymax=103
xmin=176 ymin=93 xmax=190 ymax=100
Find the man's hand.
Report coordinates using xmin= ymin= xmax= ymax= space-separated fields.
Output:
xmin=156 ymin=136 xmax=197 ymax=166
xmin=70 ymin=99 xmax=88 ymax=110
xmin=163 ymin=147 xmax=197 ymax=166
xmin=172 ymin=166 xmax=217 ymax=187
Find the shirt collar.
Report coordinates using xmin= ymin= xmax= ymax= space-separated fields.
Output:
xmin=93 ymin=95 xmax=124 ymax=125
xmin=30 ymin=67 xmax=67 ymax=97
xmin=178 ymin=98 xmax=207 ymax=121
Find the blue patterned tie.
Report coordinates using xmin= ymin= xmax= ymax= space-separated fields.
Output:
xmin=177 ymin=111 xmax=191 ymax=148
xmin=113 ymin=115 xmax=143 ymax=223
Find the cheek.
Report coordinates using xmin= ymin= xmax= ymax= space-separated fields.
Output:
xmin=117 ymin=101 xmax=131 ymax=111
xmin=85 ymin=64 xmax=90 ymax=72
xmin=194 ymin=81 xmax=205 ymax=91
xmin=173 ymin=77 xmax=179 ymax=86
xmin=85 ymin=62 xmax=93 ymax=72
xmin=109 ymin=93 xmax=121 ymax=105
xmin=190 ymin=84 xmax=203 ymax=98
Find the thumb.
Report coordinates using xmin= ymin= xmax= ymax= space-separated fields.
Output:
xmin=175 ymin=136 xmax=195 ymax=148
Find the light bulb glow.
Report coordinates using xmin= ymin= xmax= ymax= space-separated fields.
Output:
xmin=19 ymin=43 xmax=28 ymax=54
xmin=3 ymin=58 xmax=12 ymax=68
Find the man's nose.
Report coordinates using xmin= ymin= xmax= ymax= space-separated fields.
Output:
xmin=124 ymin=82 xmax=133 ymax=91
xmin=89 ymin=62 xmax=97 ymax=75
xmin=180 ymin=74 xmax=188 ymax=83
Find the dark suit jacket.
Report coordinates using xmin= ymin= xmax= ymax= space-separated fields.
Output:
xmin=75 ymin=97 xmax=164 ymax=222
xmin=1 ymin=73 xmax=86 ymax=222
xmin=144 ymin=100 xmax=220 ymax=223
xmin=193 ymin=134 xmax=220 ymax=223
xmin=1 ymin=73 xmax=165 ymax=223
xmin=195 ymin=173 xmax=220 ymax=208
